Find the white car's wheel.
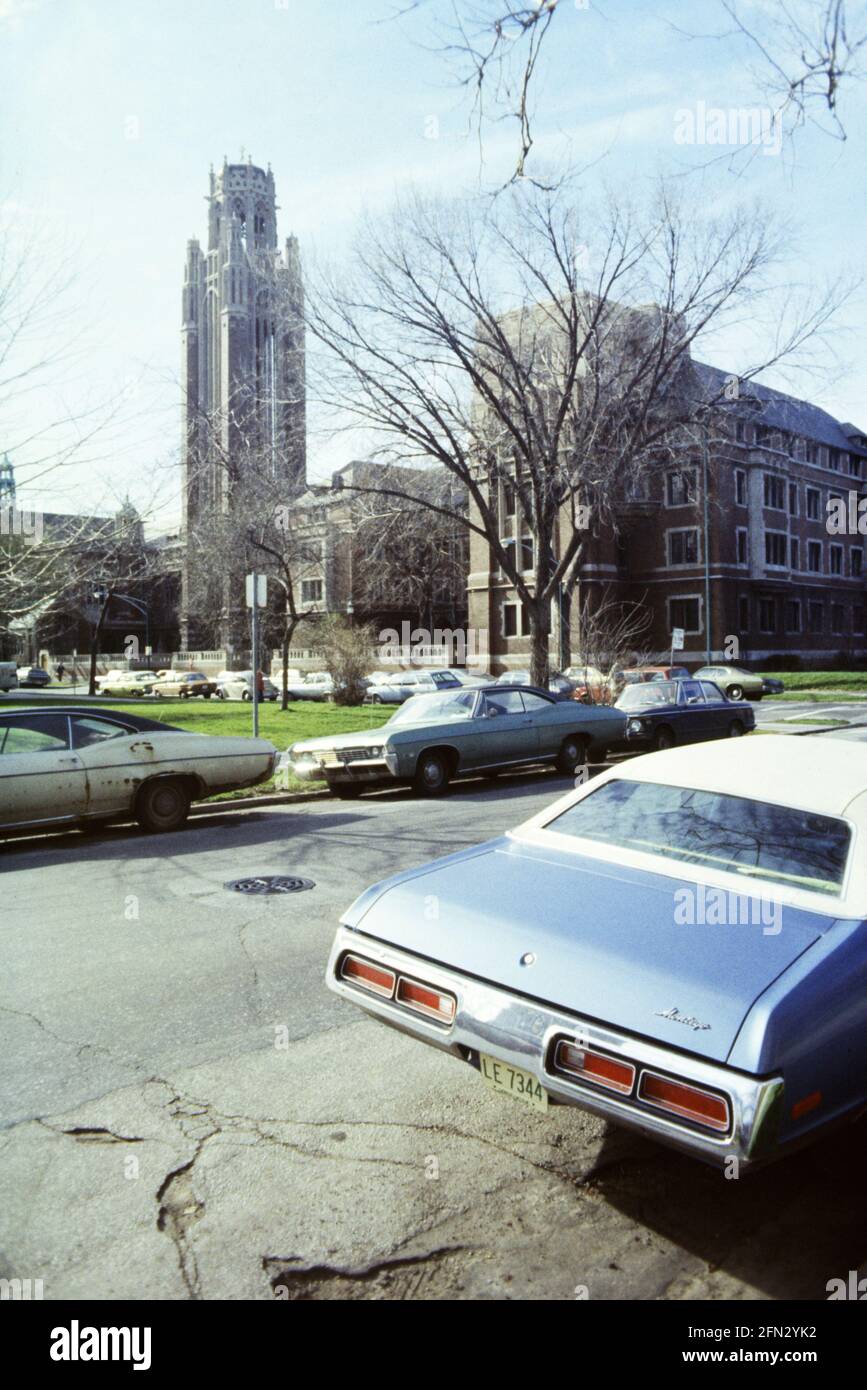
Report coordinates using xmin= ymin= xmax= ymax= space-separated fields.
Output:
xmin=136 ymin=778 xmax=191 ymax=833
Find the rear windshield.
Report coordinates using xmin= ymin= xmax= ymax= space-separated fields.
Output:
xmin=545 ymin=779 xmax=851 ymax=896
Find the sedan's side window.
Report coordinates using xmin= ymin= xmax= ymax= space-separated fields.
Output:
xmin=71 ymin=717 xmax=128 ymax=749
xmin=520 ymin=692 xmax=553 ymax=712
xmin=700 ymin=681 xmax=725 ymax=702
xmin=484 ymin=690 xmax=525 ymax=716
xmin=678 ymin=681 xmax=706 ymax=705
xmin=0 ymin=714 xmax=70 ymax=754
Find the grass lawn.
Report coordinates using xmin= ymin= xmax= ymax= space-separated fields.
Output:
xmin=762 ymin=671 xmax=867 ymax=691
xmin=0 ymin=696 xmax=390 ymax=798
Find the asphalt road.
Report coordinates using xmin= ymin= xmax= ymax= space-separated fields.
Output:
xmin=1 ymin=746 xmax=866 ymax=1301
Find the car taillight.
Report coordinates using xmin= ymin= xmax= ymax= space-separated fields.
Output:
xmin=340 ymin=954 xmax=395 ymax=998
xmin=556 ymin=1041 xmax=635 ymax=1094
xmin=396 ymin=976 xmax=456 ymax=1024
xmin=639 ymin=1072 xmax=730 ymax=1133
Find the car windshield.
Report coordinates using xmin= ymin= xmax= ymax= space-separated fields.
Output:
xmin=388 ymin=690 xmax=477 ymax=725
xmin=544 ymin=779 xmax=851 ymax=895
xmin=616 ymin=682 xmax=677 ymax=710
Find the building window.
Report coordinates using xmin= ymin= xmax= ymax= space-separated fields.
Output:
xmin=829 ymin=448 xmax=841 ymax=472
xmin=503 ymin=484 xmax=516 ymax=518
xmin=849 ymin=454 xmax=861 ymax=478
xmin=854 ymin=606 xmax=866 ymax=636
xmin=735 ymin=421 xmax=746 ymax=443
xmin=739 ymin=595 xmax=750 ymax=631
xmin=667 ymin=528 xmax=699 ymax=566
xmin=788 ymin=482 xmax=798 ymax=515
xmin=520 ymin=535 xmax=534 ymax=572
xmin=734 ymin=469 xmax=747 ymax=506
xmin=764 ymin=531 xmax=787 ymax=568
xmin=806 ymin=441 xmax=818 ymax=464
xmin=668 ymin=597 xmax=701 ymax=634
xmin=831 ymin=603 xmax=845 ymax=635
xmin=763 ymin=474 xmax=785 ymax=510
xmin=830 ymin=544 xmax=843 ymax=576
xmin=807 ymin=540 xmax=822 ymax=573
xmin=790 ymin=536 xmax=800 ymax=570
xmin=785 ymin=599 xmax=801 ymax=633
xmin=666 ymin=469 xmax=697 ymax=506
xmin=851 ymin=548 xmax=863 ymax=578
xmin=736 ymin=528 xmax=748 ymax=565
xmin=808 ymin=601 xmax=824 ymax=634
xmin=758 ymin=598 xmax=776 ymax=634
xmin=300 ymin=579 xmax=323 ymax=604
xmin=806 ymin=487 xmax=821 ymax=520
xmin=502 ymin=600 xmax=529 ymax=638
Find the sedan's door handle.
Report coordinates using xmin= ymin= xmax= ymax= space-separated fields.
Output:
xmin=58 ymin=756 xmax=81 ymax=766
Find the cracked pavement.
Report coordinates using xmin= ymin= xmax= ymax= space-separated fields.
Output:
xmin=1 ymin=768 xmax=866 ymax=1300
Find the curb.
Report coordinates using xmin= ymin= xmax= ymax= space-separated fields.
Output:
xmin=190 ymin=789 xmax=332 ymax=816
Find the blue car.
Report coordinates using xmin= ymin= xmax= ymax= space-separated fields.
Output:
xmin=327 ymin=735 xmax=867 ymax=1168
xmin=614 ymin=677 xmax=755 ymax=752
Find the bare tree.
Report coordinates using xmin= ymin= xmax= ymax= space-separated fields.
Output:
xmin=316 ymin=615 xmax=376 ymax=705
xmin=306 ymin=180 xmax=847 ymax=687
xmin=351 ymin=469 xmax=468 ymax=638
xmin=720 ymin=0 xmax=867 ymax=141
xmin=570 ymin=585 xmax=653 ymax=703
xmin=399 ymin=0 xmax=866 ymax=183
xmin=0 ymin=206 xmax=144 ymax=658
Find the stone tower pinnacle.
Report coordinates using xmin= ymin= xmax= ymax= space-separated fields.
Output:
xmin=180 ymin=160 xmax=306 ymax=650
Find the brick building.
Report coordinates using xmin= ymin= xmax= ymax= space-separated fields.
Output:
xmin=468 ymin=361 xmax=867 ymax=670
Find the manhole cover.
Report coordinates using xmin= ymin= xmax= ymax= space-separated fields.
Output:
xmin=224 ymin=875 xmax=315 ymax=896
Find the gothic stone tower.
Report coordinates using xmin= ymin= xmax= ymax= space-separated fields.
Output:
xmin=180 ymin=157 xmax=306 ymax=650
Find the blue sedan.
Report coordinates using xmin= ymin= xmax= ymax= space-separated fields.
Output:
xmin=327 ymin=735 xmax=867 ymax=1168
xmin=613 ymin=678 xmax=756 ymax=752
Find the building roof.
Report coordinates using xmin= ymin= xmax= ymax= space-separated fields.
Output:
xmin=693 ymin=361 xmax=867 ymax=459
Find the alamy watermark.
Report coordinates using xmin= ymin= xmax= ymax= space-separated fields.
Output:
xmin=674 ymin=101 xmax=782 ymax=157
xmin=826 ymin=491 xmax=867 ymax=536
xmin=674 ymin=884 xmax=782 ymax=936
xmin=377 ymin=620 xmax=488 ymax=667
xmin=0 ymin=505 xmax=43 ymax=544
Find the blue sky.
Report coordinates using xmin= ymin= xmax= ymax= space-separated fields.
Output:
xmin=3 ymin=0 xmax=866 ymax=529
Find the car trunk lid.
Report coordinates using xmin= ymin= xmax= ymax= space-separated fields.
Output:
xmin=347 ymin=838 xmax=831 ymax=1063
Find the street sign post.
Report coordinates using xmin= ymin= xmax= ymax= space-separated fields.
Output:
xmin=246 ymin=573 xmax=267 ymax=738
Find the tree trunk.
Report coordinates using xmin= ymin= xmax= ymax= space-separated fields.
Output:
xmin=281 ymin=610 xmax=299 ymax=711
xmin=88 ymin=598 xmax=110 ymax=696
xmin=281 ymin=623 xmax=291 ymax=711
xmin=528 ymin=601 xmax=551 ymax=689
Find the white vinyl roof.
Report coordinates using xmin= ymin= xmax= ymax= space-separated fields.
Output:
xmin=606 ymin=734 xmax=867 ymax=819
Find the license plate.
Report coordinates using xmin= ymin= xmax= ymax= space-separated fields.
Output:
xmin=479 ymin=1053 xmax=548 ymax=1112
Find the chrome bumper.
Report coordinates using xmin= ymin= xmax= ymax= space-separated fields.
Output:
xmin=326 ymin=925 xmax=784 ymax=1169
xmin=291 ymin=756 xmax=396 ymax=784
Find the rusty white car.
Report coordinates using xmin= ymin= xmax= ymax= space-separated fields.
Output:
xmin=0 ymin=707 xmax=277 ymax=834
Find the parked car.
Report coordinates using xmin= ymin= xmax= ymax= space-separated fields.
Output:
xmin=286 ymin=672 xmax=335 ymax=701
xmin=326 ymin=734 xmax=867 ymax=1168
xmin=289 ymin=683 xmax=625 ymax=798
xmin=364 ymin=670 xmax=462 ymax=705
xmin=0 ymin=662 xmax=19 ymax=691
xmin=95 ymin=669 xmax=127 ymax=688
xmin=214 ymin=670 xmax=278 ymax=702
xmin=626 ymin=665 xmax=691 ymax=684
xmin=0 ymin=707 xmax=277 ymax=833
xmin=16 ymin=666 xmax=50 ymax=688
xmin=693 ymin=664 xmax=783 ymax=701
xmin=98 ymin=671 xmax=157 ymax=697
xmin=562 ymin=665 xmax=613 ymax=703
xmin=611 ymin=678 xmax=755 ymax=752
xmin=150 ymin=671 xmax=216 ymax=699
xmin=495 ymin=669 xmax=575 ymax=700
